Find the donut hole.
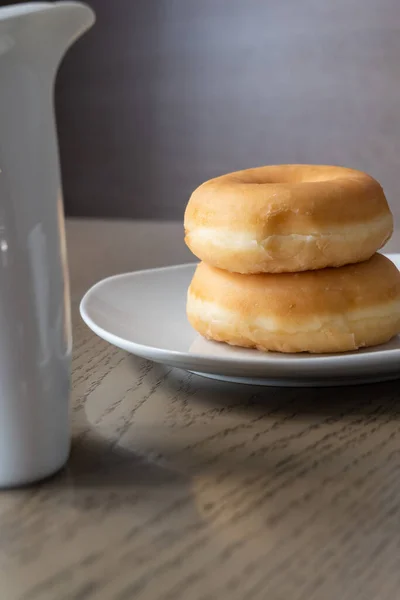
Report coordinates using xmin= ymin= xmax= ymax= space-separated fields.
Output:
xmin=228 ymin=165 xmax=358 ymax=186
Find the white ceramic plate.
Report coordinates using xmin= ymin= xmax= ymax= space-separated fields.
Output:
xmin=80 ymin=254 xmax=400 ymax=387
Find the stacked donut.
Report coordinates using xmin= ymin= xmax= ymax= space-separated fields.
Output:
xmin=184 ymin=165 xmax=400 ymax=353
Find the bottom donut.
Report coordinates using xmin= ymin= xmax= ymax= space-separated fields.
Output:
xmin=187 ymin=254 xmax=400 ymax=353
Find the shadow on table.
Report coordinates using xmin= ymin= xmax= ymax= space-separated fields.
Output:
xmin=51 ymin=362 xmax=400 ymax=490
xmin=60 ymin=432 xmax=189 ymax=490
xmin=29 ymin=356 xmax=396 ymax=494
xmin=27 ymin=361 xmax=400 ymax=569
xmin=160 ymin=364 xmax=400 ymax=418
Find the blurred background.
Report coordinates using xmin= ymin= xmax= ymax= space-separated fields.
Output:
xmin=5 ymin=0 xmax=400 ymax=222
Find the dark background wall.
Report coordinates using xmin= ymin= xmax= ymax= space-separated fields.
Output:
xmin=4 ymin=0 xmax=400 ymax=221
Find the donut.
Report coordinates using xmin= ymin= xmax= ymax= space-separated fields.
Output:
xmin=187 ymin=254 xmax=400 ymax=353
xmin=184 ymin=165 xmax=393 ymax=273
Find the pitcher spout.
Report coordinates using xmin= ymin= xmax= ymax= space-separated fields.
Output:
xmin=0 ymin=2 xmax=95 ymax=66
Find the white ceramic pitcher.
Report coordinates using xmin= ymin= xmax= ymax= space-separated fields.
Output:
xmin=0 ymin=2 xmax=94 ymax=487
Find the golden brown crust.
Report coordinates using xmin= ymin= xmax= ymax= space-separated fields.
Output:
xmin=187 ymin=255 xmax=400 ymax=353
xmin=184 ymin=165 xmax=393 ymax=273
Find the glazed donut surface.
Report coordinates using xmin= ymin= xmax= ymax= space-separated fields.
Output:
xmin=187 ymin=255 xmax=400 ymax=353
xmin=184 ymin=165 xmax=393 ymax=273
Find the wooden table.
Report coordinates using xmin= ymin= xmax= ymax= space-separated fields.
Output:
xmin=2 ymin=218 xmax=400 ymax=600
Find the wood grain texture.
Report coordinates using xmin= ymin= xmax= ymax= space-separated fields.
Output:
xmin=0 ymin=219 xmax=400 ymax=599
xmin=52 ymin=0 xmax=400 ymax=223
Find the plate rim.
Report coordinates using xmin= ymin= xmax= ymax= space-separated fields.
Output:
xmin=79 ymin=254 xmax=400 ymax=376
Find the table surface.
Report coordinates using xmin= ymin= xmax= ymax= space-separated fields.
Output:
xmin=2 ymin=218 xmax=400 ymax=600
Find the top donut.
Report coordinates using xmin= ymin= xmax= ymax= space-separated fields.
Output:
xmin=184 ymin=165 xmax=393 ymax=273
